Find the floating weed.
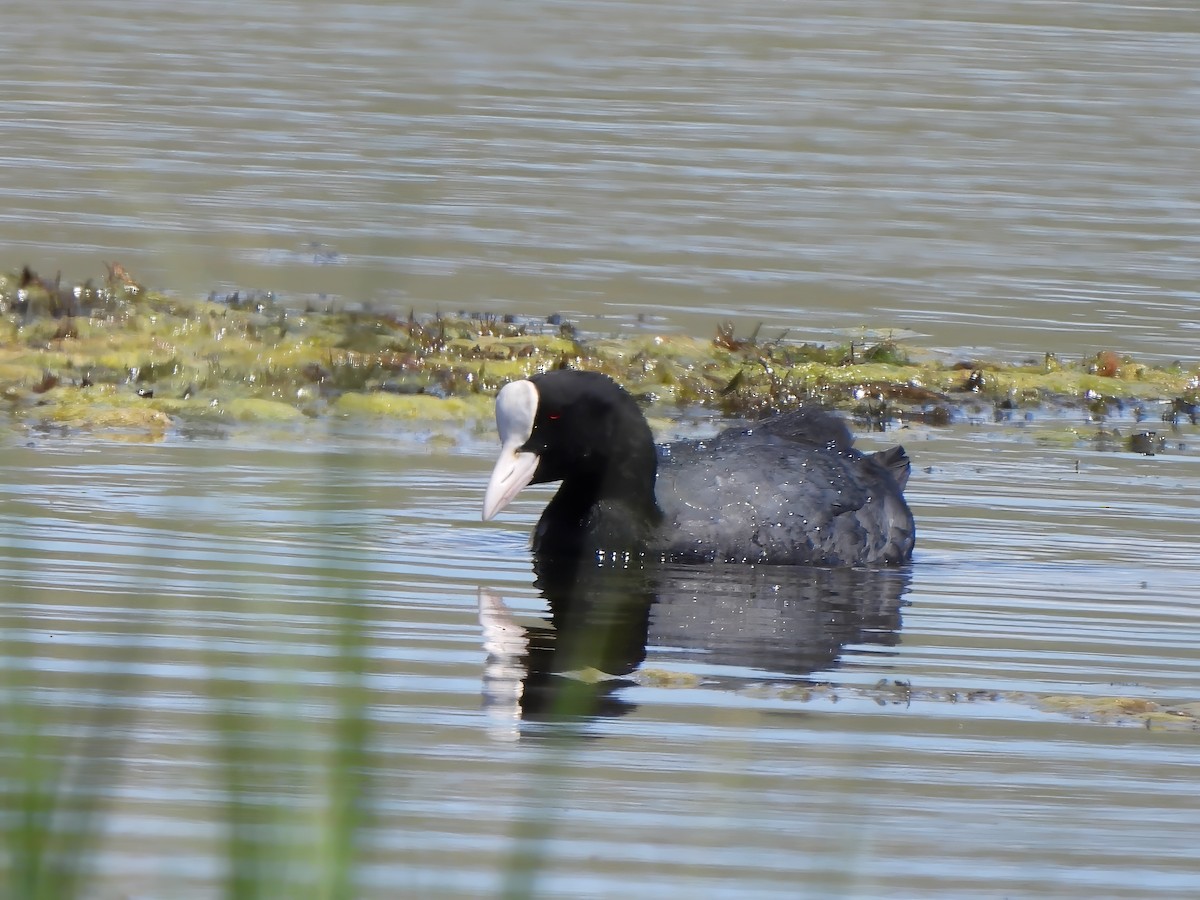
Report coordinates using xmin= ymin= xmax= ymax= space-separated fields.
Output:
xmin=857 ymin=339 xmax=910 ymax=366
xmin=735 ymin=678 xmax=1200 ymax=732
xmin=3 ymin=265 xmax=1198 ymax=435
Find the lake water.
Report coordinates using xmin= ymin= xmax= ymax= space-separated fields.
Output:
xmin=1 ymin=0 xmax=1199 ymax=897
xmin=2 ymin=0 xmax=1199 ymax=362
xmin=2 ymin=409 xmax=1198 ymax=898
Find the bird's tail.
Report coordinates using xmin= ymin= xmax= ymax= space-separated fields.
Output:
xmin=869 ymin=445 xmax=911 ymax=491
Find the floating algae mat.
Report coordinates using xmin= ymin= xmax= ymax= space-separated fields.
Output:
xmin=2 ymin=265 xmax=1197 ymax=437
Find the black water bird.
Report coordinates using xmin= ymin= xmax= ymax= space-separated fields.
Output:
xmin=482 ymin=370 xmax=914 ymax=566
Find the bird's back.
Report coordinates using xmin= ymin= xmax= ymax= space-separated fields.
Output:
xmin=655 ymin=407 xmax=914 ymax=566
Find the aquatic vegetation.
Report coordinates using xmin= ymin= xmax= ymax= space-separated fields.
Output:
xmin=698 ymin=676 xmax=1200 ymax=732
xmin=2 ymin=265 xmax=1197 ymax=436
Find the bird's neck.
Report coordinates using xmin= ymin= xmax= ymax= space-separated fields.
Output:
xmin=535 ymin=453 xmax=663 ymax=557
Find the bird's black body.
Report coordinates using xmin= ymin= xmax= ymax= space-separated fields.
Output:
xmin=486 ymin=369 xmax=915 ymax=567
xmin=656 ymin=405 xmax=913 ymax=565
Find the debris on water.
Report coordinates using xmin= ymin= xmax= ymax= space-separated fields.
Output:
xmin=2 ymin=264 xmax=1198 ymax=436
xmin=1034 ymin=695 xmax=1200 ymax=731
xmin=726 ymin=678 xmax=1197 ymax=732
xmin=870 ymin=678 xmax=913 ymax=705
xmin=1092 ymin=349 xmax=1125 ymax=377
xmin=1128 ymin=431 xmax=1166 ymax=456
xmin=32 ymin=371 xmax=59 ymax=394
xmin=1166 ymin=396 xmax=1199 ymax=426
xmin=636 ymin=668 xmax=703 ymax=689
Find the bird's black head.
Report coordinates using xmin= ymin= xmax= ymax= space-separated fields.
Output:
xmin=523 ymin=370 xmax=654 ymax=485
xmin=482 ymin=370 xmax=662 ymax=550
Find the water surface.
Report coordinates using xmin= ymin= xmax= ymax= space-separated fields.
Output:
xmin=1 ymin=409 xmax=1197 ymax=898
xmin=1 ymin=0 xmax=1198 ymax=360
xmin=1 ymin=0 xmax=1198 ymax=894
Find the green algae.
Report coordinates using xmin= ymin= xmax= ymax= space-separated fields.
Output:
xmin=2 ymin=265 xmax=1198 ymax=436
xmin=1033 ymin=694 xmax=1200 ymax=729
xmin=637 ymin=668 xmax=704 ymax=689
xmin=214 ymin=398 xmax=308 ymax=423
xmin=723 ymin=677 xmax=1200 ymax=732
xmin=40 ymin=390 xmax=173 ymax=432
xmin=330 ymin=392 xmax=490 ymax=420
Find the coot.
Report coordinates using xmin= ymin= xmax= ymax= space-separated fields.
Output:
xmin=482 ymin=369 xmax=914 ymax=566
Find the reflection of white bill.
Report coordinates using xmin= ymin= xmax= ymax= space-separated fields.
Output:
xmin=477 ymin=589 xmax=529 ymax=743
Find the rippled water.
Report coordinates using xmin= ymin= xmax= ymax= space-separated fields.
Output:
xmin=1 ymin=408 xmax=1197 ymax=898
xmin=2 ymin=0 xmax=1199 ymax=895
xmin=2 ymin=0 xmax=1199 ymax=360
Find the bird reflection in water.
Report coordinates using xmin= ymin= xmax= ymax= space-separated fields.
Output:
xmin=479 ymin=555 xmax=910 ymax=739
